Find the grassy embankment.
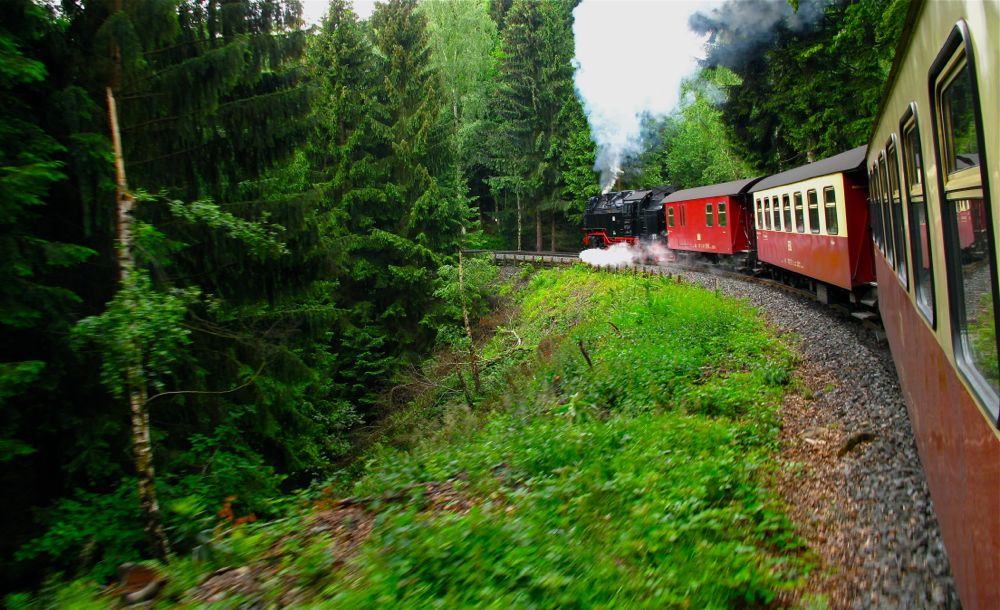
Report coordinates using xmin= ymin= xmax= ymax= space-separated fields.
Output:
xmin=23 ymin=265 xmax=807 ymax=608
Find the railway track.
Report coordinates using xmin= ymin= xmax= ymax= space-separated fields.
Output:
xmin=466 ymin=250 xmax=581 ymax=266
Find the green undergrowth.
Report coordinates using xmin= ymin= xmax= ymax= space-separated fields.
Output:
xmin=17 ymin=265 xmax=806 ymax=608
xmin=324 ymin=267 xmax=804 ymax=608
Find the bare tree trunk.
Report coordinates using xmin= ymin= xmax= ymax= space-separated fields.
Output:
xmin=107 ymin=87 xmax=172 ymax=561
xmin=458 ymin=250 xmax=481 ymax=395
xmin=516 ymin=189 xmax=522 ymax=252
xmin=535 ymin=204 xmax=542 ymax=252
xmin=551 ymin=211 xmax=557 ymax=252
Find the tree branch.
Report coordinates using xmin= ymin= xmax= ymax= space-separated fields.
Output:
xmin=147 ymin=360 xmax=267 ymax=404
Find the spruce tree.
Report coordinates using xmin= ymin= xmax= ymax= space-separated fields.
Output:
xmin=348 ymin=0 xmax=465 ymax=356
xmin=493 ymin=0 xmax=577 ymax=251
xmin=0 ymin=2 xmax=113 ymax=586
xmin=0 ymin=2 xmax=92 ymax=456
xmin=550 ymin=91 xmax=598 ymax=228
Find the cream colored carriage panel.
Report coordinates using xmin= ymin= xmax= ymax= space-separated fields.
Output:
xmin=753 ymin=174 xmax=847 ymax=237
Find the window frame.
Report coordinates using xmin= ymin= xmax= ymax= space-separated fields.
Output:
xmin=770 ymin=196 xmax=779 ymax=230
xmin=869 ymin=166 xmax=883 ymax=252
xmin=878 ymin=152 xmax=896 ymax=268
xmin=807 ymin=189 xmax=820 ymax=234
xmin=667 ymin=206 xmax=675 ymax=228
xmin=705 ymin=202 xmax=714 ymax=228
xmin=793 ymin=192 xmax=804 ymax=233
xmin=887 ymin=136 xmax=910 ymax=289
xmin=782 ymin=194 xmax=791 ymax=232
xmin=928 ymin=20 xmax=1000 ymax=424
xmin=900 ymin=104 xmax=936 ymax=326
xmin=823 ymin=186 xmax=839 ymax=236
xmin=718 ymin=201 xmax=727 ymax=228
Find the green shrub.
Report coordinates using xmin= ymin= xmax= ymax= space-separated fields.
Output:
xmin=328 ymin=267 xmax=806 ymax=607
xmin=16 ymin=481 xmax=146 ymax=582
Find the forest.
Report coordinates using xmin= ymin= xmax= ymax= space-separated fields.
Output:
xmin=1 ymin=0 xmax=904 ymax=600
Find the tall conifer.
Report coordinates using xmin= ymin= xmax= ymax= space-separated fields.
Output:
xmin=344 ymin=0 xmax=464 ymax=356
xmin=493 ymin=0 xmax=577 ymax=251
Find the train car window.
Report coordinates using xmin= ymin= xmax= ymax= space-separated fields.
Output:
xmin=754 ymin=199 xmax=760 ymax=229
xmin=868 ymin=165 xmax=885 ymax=249
xmin=680 ymin=205 xmax=686 ymax=227
xmin=879 ymin=154 xmax=896 ymax=269
xmin=793 ymin=192 xmax=805 ymax=233
xmin=770 ymin=196 xmax=779 ymax=230
xmin=667 ymin=206 xmax=675 ymax=228
xmin=887 ymin=140 xmax=909 ymax=288
xmin=807 ymin=190 xmax=820 ymax=234
xmin=705 ymin=203 xmax=714 ymax=227
xmin=869 ymin=168 xmax=882 ymax=251
xmin=930 ymin=22 xmax=999 ymax=420
xmin=901 ymin=108 xmax=935 ymax=325
xmin=823 ymin=187 xmax=839 ymax=235
xmin=718 ymin=201 xmax=727 ymax=227
xmin=782 ymin=194 xmax=791 ymax=232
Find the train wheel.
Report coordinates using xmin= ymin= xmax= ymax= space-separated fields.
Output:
xmin=588 ymin=236 xmax=603 ymax=249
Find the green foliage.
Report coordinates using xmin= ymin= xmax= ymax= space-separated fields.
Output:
xmin=969 ymin=292 xmax=998 ymax=388
xmin=165 ymin=410 xmax=286 ymax=520
xmin=5 ymin=578 xmax=106 ymax=610
xmin=695 ymin=0 xmax=908 ymax=171
xmin=490 ymin=0 xmax=583 ymax=249
xmin=432 ymin=255 xmax=500 ymax=331
xmin=73 ymin=271 xmax=198 ymax=399
xmin=551 ymin=92 xmax=599 ymax=222
xmin=15 ymin=481 xmax=146 ymax=582
xmin=165 ymin=198 xmax=289 ymax=259
xmin=324 ymin=267 xmax=803 ymax=606
xmin=625 ymin=68 xmax=756 ymax=189
xmin=31 ymin=266 xmax=809 ymax=606
xmin=462 ymin=230 xmax=508 ymax=250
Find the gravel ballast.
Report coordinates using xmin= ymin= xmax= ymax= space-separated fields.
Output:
xmin=673 ymin=265 xmax=959 ymax=609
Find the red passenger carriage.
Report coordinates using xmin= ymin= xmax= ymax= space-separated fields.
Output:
xmin=662 ymin=178 xmax=761 ymax=262
xmin=750 ymin=146 xmax=875 ymax=292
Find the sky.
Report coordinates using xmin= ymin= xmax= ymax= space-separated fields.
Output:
xmin=572 ymin=0 xmax=718 ymax=188
xmin=300 ymin=0 xmax=718 ymax=189
xmin=301 ymin=0 xmax=376 ymax=23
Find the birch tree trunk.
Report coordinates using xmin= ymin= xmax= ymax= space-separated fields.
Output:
xmin=107 ymin=87 xmax=172 ymax=561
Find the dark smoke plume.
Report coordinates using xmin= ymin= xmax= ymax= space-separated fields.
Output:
xmin=690 ymin=0 xmax=834 ymax=69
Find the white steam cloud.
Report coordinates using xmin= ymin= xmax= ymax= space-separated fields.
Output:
xmin=579 ymin=242 xmax=674 ymax=268
xmin=573 ymin=1 xmax=716 ymax=190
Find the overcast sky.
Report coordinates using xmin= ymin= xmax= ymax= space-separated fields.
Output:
xmin=301 ymin=0 xmax=376 ymax=23
xmin=300 ymin=0 xmax=716 ymax=187
xmin=573 ymin=0 xmax=716 ymax=186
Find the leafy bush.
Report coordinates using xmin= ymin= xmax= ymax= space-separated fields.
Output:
xmin=16 ymin=482 xmax=146 ymax=582
xmin=329 ymin=267 xmax=806 ymax=607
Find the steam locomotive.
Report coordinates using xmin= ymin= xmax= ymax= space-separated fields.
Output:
xmin=582 ymin=186 xmax=675 ymax=249
xmin=583 ymin=2 xmax=999 ymax=607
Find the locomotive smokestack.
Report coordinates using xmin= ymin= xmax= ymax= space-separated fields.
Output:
xmin=601 ymin=166 xmax=623 ymax=194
